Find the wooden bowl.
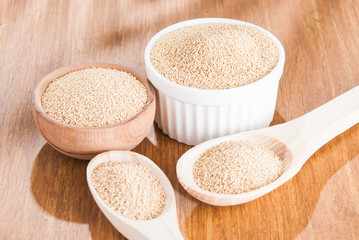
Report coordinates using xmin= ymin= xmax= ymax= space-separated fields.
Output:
xmin=32 ymin=63 xmax=156 ymax=160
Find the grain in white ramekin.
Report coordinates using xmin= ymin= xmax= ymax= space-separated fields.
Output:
xmin=144 ymin=18 xmax=285 ymax=145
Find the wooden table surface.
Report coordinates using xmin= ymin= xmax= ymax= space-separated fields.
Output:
xmin=1 ymin=0 xmax=359 ymax=239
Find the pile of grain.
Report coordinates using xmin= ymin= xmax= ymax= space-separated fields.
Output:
xmin=193 ymin=141 xmax=285 ymax=194
xmin=150 ymin=23 xmax=279 ymax=90
xmin=41 ymin=67 xmax=148 ymax=127
xmin=91 ymin=161 xmax=166 ymax=220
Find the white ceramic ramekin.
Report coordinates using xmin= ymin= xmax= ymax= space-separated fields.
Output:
xmin=144 ymin=18 xmax=285 ymax=145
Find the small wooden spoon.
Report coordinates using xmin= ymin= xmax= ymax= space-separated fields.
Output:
xmin=87 ymin=151 xmax=184 ymax=240
xmin=177 ymin=86 xmax=359 ymax=206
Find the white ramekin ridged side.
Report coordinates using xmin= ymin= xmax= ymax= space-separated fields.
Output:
xmin=144 ymin=18 xmax=285 ymax=145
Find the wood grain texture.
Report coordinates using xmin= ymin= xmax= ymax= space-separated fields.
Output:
xmin=0 ymin=0 xmax=358 ymax=239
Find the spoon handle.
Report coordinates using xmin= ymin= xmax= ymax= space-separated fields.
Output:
xmin=138 ymin=207 xmax=184 ymax=240
xmin=266 ymin=86 xmax=359 ymax=166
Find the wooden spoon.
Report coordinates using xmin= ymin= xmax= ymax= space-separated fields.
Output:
xmin=177 ymin=86 xmax=359 ymax=206
xmin=87 ymin=151 xmax=184 ymax=240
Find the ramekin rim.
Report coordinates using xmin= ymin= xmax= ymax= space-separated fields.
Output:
xmin=144 ymin=17 xmax=285 ymax=96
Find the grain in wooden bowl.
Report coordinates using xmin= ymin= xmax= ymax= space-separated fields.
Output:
xmin=41 ymin=67 xmax=148 ymax=128
xmin=32 ymin=63 xmax=156 ymax=160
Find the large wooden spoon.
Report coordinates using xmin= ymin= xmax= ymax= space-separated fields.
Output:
xmin=87 ymin=151 xmax=184 ymax=239
xmin=177 ymin=86 xmax=359 ymax=206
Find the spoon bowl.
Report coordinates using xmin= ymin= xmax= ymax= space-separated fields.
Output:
xmin=177 ymin=86 xmax=359 ymax=206
xmin=87 ymin=151 xmax=183 ymax=239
